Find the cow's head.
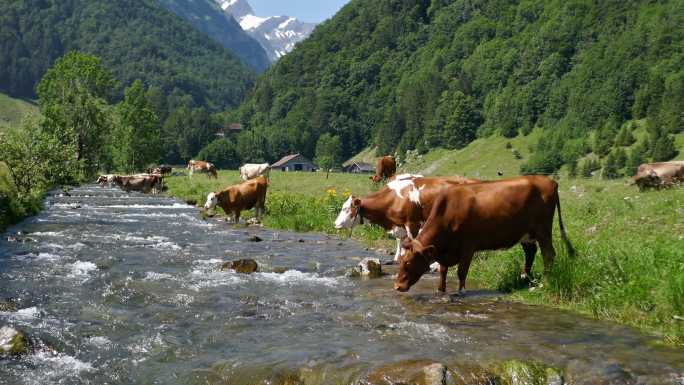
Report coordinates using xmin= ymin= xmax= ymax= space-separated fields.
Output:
xmin=204 ymin=192 xmax=218 ymax=210
xmin=334 ymin=196 xmax=362 ymax=229
xmin=394 ymin=238 xmax=434 ymax=292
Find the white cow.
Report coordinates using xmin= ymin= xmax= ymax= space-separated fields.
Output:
xmin=240 ymin=163 xmax=271 ymax=181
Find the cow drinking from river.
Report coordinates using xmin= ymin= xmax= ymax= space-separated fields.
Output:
xmin=394 ymin=176 xmax=574 ymax=294
xmin=335 ymin=174 xmax=479 ymax=262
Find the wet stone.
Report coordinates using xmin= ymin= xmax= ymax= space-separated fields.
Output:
xmin=0 ymin=326 xmax=30 ymax=357
xmin=0 ymin=299 xmax=17 ymax=313
xmin=222 ymin=259 xmax=258 ymax=274
xmin=247 ymin=235 xmax=263 ymax=242
xmin=185 ymin=199 xmax=197 ymax=206
xmin=358 ymin=258 xmax=382 ymax=278
xmin=496 ymin=360 xmax=564 ymax=385
xmin=273 ymin=267 xmax=288 ymax=274
xmin=366 ymin=360 xmax=457 ymax=385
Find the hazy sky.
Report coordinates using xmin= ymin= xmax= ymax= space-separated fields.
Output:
xmin=249 ymin=0 xmax=350 ymax=23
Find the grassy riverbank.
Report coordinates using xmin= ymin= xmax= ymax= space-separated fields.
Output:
xmin=165 ymin=171 xmax=683 ymax=344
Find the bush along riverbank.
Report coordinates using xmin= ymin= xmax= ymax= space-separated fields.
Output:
xmin=166 ymin=172 xmax=683 ymax=345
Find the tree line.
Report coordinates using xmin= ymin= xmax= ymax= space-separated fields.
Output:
xmin=0 ymin=0 xmax=256 ymax=111
xmin=229 ymin=0 xmax=681 ymax=173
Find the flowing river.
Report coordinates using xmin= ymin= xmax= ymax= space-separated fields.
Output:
xmin=0 ymin=185 xmax=682 ymax=384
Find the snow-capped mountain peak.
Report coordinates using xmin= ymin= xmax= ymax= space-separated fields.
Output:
xmin=216 ymin=0 xmax=316 ymax=62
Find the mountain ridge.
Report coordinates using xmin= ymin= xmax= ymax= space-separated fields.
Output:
xmin=157 ymin=0 xmax=270 ymax=71
xmin=217 ymin=0 xmax=316 ymax=61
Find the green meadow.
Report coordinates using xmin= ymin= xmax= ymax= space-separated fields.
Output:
xmin=166 ymin=165 xmax=684 ymax=345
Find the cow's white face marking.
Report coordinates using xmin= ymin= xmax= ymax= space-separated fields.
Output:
xmin=204 ymin=192 xmax=218 ymax=210
xmin=334 ymin=196 xmax=360 ymax=229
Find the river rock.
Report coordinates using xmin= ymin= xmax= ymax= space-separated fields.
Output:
xmin=358 ymin=258 xmax=382 ymax=278
xmin=366 ymin=360 xmax=457 ymax=385
xmin=0 ymin=326 xmax=30 ymax=356
xmin=272 ymin=267 xmax=288 ymax=274
xmin=0 ymin=299 xmax=17 ymax=313
xmin=185 ymin=198 xmax=197 ymax=206
xmin=247 ymin=235 xmax=263 ymax=242
xmin=496 ymin=360 xmax=564 ymax=385
xmin=222 ymin=259 xmax=258 ymax=274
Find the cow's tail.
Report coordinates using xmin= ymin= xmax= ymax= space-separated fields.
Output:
xmin=555 ymin=193 xmax=575 ymax=257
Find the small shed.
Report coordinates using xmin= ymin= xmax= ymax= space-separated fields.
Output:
xmin=343 ymin=162 xmax=374 ymax=174
xmin=272 ymin=153 xmax=316 ymax=172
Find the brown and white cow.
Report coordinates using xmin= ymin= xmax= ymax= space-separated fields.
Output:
xmin=394 ymin=176 xmax=574 ymax=294
xmin=187 ymin=160 xmax=218 ymax=178
xmin=204 ymin=176 xmax=268 ymax=223
xmin=633 ymin=161 xmax=684 ymax=191
xmin=370 ymin=156 xmax=397 ymax=183
xmin=335 ymin=174 xmax=480 ymax=261
xmin=240 ymin=163 xmax=271 ymax=181
xmin=112 ymin=174 xmax=163 ymax=194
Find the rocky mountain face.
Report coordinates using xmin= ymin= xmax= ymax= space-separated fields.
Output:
xmin=217 ymin=0 xmax=317 ymax=61
xmin=157 ymin=0 xmax=270 ymax=72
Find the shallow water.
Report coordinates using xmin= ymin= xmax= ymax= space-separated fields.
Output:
xmin=0 ymin=186 xmax=682 ymax=384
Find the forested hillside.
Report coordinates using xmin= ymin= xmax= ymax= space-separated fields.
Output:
xmin=234 ymin=0 xmax=683 ymax=173
xmin=0 ymin=0 xmax=255 ymax=110
xmin=157 ymin=0 xmax=271 ymax=72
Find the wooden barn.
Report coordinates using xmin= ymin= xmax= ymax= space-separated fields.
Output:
xmin=272 ymin=153 xmax=316 ymax=172
xmin=343 ymin=162 xmax=374 ymax=174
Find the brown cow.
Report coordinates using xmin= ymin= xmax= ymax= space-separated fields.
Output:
xmin=187 ymin=160 xmax=218 ymax=178
xmin=204 ymin=176 xmax=268 ymax=223
xmin=112 ymin=174 xmax=163 ymax=194
xmin=394 ymin=176 xmax=574 ymax=294
xmin=335 ymin=174 xmax=480 ymax=261
xmin=633 ymin=161 xmax=684 ymax=191
xmin=370 ymin=156 xmax=397 ymax=183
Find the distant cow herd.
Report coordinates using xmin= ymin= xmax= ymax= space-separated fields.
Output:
xmin=97 ymin=157 xmax=682 ymax=295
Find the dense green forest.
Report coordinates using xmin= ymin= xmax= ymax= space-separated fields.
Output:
xmin=231 ymin=0 xmax=682 ymax=173
xmin=157 ymin=0 xmax=271 ymax=72
xmin=0 ymin=0 xmax=255 ymax=111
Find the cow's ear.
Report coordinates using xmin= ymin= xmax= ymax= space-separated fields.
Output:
xmin=353 ymin=198 xmax=361 ymax=207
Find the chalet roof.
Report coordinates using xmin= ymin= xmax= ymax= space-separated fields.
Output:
xmin=272 ymin=153 xmax=310 ymax=168
xmin=228 ymin=123 xmax=243 ymax=130
xmin=347 ymin=162 xmax=374 ymax=171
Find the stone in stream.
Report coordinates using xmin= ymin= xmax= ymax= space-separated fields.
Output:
xmin=185 ymin=198 xmax=197 ymax=206
xmin=346 ymin=257 xmax=382 ymax=278
xmin=0 ymin=326 xmax=30 ymax=356
xmin=366 ymin=360 xmax=457 ymax=385
xmin=0 ymin=299 xmax=18 ymax=313
xmin=247 ymin=235 xmax=263 ymax=242
xmin=222 ymin=259 xmax=258 ymax=274
xmin=496 ymin=360 xmax=564 ymax=385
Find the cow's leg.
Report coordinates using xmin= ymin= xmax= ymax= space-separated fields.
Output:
xmin=521 ymin=242 xmax=538 ymax=279
xmin=234 ymin=211 xmax=241 ymax=224
xmin=394 ymin=237 xmax=403 ymax=262
xmin=457 ymin=251 xmax=474 ymax=295
xmin=538 ymin=236 xmax=556 ymax=274
xmin=438 ymin=264 xmax=448 ymax=293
